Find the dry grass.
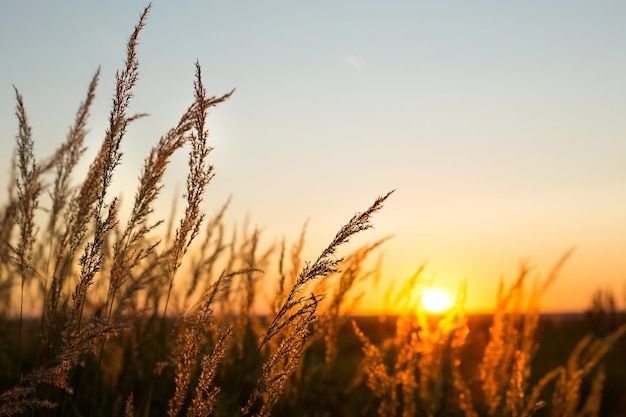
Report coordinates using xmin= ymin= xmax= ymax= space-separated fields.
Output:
xmin=1 ymin=4 xmax=625 ymax=417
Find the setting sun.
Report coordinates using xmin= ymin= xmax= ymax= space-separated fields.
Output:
xmin=420 ymin=288 xmax=453 ymax=313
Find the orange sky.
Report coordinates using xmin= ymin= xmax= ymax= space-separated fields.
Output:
xmin=1 ymin=2 xmax=626 ymax=314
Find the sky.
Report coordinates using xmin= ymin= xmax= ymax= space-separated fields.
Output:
xmin=1 ymin=1 xmax=626 ymax=314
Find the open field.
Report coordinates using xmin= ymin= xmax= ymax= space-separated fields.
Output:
xmin=2 ymin=313 xmax=626 ymax=416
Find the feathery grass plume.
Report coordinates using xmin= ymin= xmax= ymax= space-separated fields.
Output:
xmin=238 ymin=192 xmax=393 ymax=416
xmin=260 ymin=190 xmax=394 ymax=350
xmin=446 ymin=281 xmax=478 ymax=417
xmin=6 ymin=5 xmax=151 ymax=413
xmin=480 ymin=265 xmax=533 ymax=416
xmin=520 ymin=249 xmax=574 ymax=362
xmin=187 ymin=325 xmax=233 ymax=417
xmin=352 ymin=320 xmax=397 ymax=417
xmin=12 ymin=88 xmax=41 ymax=283
xmin=42 ymin=5 xmax=151 ymax=357
xmin=168 ymin=319 xmax=209 ymax=417
xmin=0 ymin=315 xmax=124 ymax=415
xmin=105 ymin=84 xmax=204 ymax=320
xmin=577 ymin=366 xmax=605 ymax=417
xmin=479 ymin=251 xmax=573 ymax=417
xmin=480 ymin=277 xmax=508 ymax=413
xmin=160 ymin=61 xmax=233 ymax=309
xmin=549 ymin=324 xmax=626 ymax=417
xmin=404 ymin=298 xmax=462 ymax=416
xmin=346 ymin=268 xmax=424 ymax=414
xmin=167 ymin=63 xmax=219 ymax=272
xmin=242 ymin=298 xmax=320 ymax=417
xmin=64 ymin=0 xmax=148 ymax=330
xmin=397 ymin=313 xmax=422 ymax=417
xmin=521 ymin=366 xmax=562 ymax=417
xmin=319 ymin=236 xmax=391 ymax=370
xmin=154 ymin=58 xmax=232 ymax=337
xmin=143 ymin=61 xmax=232 ymax=415
xmin=453 ymin=351 xmax=478 ymax=417
xmin=168 ymin=270 xmax=236 ymax=417
xmin=0 ymin=6 xmax=151 ymax=414
xmin=10 ymin=87 xmax=43 ymax=376
xmin=124 ymin=393 xmax=135 ymax=417
xmin=351 ymin=269 xmax=471 ymax=417
xmin=420 ymin=282 xmax=470 ymax=416
xmin=0 ymin=386 xmax=56 ymax=417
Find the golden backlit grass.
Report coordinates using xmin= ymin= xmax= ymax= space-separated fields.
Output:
xmin=1 ymin=5 xmax=625 ymax=417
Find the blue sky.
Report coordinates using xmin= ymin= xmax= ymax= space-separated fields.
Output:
xmin=1 ymin=1 xmax=626 ymax=312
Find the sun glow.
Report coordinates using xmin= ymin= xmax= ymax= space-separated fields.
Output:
xmin=420 ymin=287 xmax=453 ymax=313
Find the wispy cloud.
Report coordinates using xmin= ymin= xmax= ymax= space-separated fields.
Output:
xmin=343 ymin=54 xmax=366 ymax=69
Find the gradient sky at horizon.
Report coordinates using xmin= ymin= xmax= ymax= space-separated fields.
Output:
xmin=1 ymin=1 xmax=626 ymax=314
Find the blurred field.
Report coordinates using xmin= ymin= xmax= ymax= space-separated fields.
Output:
xmin=2 ymin=313 xmax=626 ymax=416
